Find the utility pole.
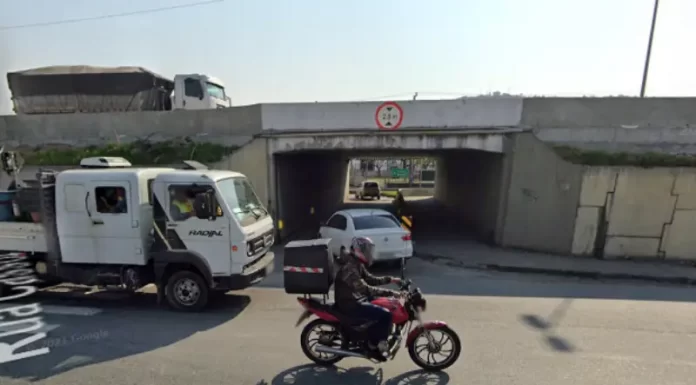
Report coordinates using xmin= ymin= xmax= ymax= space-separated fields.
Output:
xmin=640 ymin=0 xmax=660 ymax=97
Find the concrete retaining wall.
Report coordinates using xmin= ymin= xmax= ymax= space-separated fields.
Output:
xmin=571 ymin=166 xmax=696 ymax=260
xmin=499 ymin=133 xmax=583 ymax=254
xmin=526 ymin=97 xmax=696 ymax=154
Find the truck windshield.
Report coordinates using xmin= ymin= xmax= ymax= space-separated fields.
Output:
xmin=216 ymin=177 xmax=267 ymax=226
xmin=206 ymin=82 xmax=226 ymax=100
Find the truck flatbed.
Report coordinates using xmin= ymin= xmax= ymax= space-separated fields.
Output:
xmin=0 ymin=222 xmax=47 ymax=253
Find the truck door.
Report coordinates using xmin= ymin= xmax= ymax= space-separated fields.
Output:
xmin=166 ymin=183 xmax=231 ymax=275
xmin=58 ymin=183 xmax=98 ymax=264
xmin=87 ymin=181 xmax=142 ymax=265
xmin=174 ymin=77 xmax=209 ymax=110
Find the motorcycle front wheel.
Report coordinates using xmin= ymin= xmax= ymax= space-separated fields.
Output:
xmin=407 ymin=325 xmax=461 ymax=372
xmin=300 ymin=318 xmax=345 ymax=366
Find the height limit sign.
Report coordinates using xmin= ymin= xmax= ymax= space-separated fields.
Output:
xmin=375 ymin=101 xmax=404 ymax=130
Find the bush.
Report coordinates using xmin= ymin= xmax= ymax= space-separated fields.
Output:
xmin=22 ymin=139 xmax=237 ymax=166
xmin=553 ymin=145 xmax=696 ymax=167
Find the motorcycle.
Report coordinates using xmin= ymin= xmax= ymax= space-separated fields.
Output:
xmin=293 ymin=262 xmax=461 ymax=372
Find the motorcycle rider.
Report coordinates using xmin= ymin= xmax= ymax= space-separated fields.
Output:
xmin=334 ymin=236 xmax=403 ymax=359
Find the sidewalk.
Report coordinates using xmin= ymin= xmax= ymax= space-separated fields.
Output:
xmin=413 ymin=238 xmax=696 ymax=285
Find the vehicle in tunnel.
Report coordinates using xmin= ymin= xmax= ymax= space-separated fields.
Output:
xmin=318 ymin=208 xmax=413 ymax=264
xmin=355 ymin=181 xmax=381 ymax=200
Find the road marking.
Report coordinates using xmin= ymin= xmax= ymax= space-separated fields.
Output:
xmin=41 ymin=305 xmax=103 ymax=316
xmin=0 ymin=322 xmax=60 ymax=334
xmin=0 ymin=304 xmax=103 ymax=317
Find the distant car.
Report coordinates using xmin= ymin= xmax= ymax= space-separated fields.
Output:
xmin=318 ymin=208 xmax=413 ymax=264
xmin=355 ymin=181 xmax=381 ymax=200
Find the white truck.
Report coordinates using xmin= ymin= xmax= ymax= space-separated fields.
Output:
xmin=0 ymin=156 xmax=275 ymax=311
xmin=6 ymin=66 xmax=232 ymax=114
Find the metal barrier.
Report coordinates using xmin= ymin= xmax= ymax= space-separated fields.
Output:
xmin=400 ymin=215 xmax=413 ymax=233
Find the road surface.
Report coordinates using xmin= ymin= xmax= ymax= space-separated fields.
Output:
xmin=1 ymin=256 xmax=696 ymax=385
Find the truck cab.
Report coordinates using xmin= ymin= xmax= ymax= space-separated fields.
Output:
xmin=1 ymin=158 xmax=274 ymax=311
xmin=171 ymin=74 xmax=232 ymax=110
xmin=148 ymin=170 xmax=275 ymax=291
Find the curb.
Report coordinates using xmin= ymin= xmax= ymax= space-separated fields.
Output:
xmin=416 ymin=253 xmax=696 ymax=286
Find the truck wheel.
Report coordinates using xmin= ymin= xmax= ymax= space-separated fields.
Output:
xmin=165 ymin=270 xmax=209 ymax=312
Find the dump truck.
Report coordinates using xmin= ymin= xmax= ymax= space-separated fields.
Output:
xmin=0 ymin=153 xmax=274 ymax=311
xmin=6 ymin=65 xmax=232 ymax=114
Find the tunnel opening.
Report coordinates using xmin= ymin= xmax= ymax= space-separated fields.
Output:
xmin=347 ymin=157 xmax=435 ymax=203
xmin=273 ymin=148 xmax=508 ymax=246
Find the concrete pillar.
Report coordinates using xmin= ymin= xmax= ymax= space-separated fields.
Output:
xmin=434 ymin=156 xmax=447 ymax=201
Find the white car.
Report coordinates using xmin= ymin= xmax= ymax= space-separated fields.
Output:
xmin=318 ymin=208 xmax=413 ymax=263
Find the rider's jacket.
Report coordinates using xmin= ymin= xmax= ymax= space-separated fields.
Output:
xmin=334 ymin=253 xmax=399 ymax=311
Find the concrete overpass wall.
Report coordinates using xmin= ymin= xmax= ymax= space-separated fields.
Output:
xmin=526 ymin=97 xmax=696 ymax=154
xmin=260 ymin=98 xmax=523 ymax=131
xmin=4 ymin=97 xmax=696 ymax=154
xmin=434 ymin=150 xmax=507 ymax=242
xmin=498 ymin=132 xmax=583 ymax=254
xmin=0 ymin=105 xmax=263 ymax=148
xmin=211 ymin=138 xmax=271 ymax=208
xmin=274 ymin=152 xmax=348 ymax=240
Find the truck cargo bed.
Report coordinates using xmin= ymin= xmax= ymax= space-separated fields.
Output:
xmin=0 ymin=222 xmax=47 ymax=253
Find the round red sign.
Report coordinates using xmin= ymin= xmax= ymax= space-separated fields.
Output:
xmin=375 ymin=101 xmax=404 ymax=130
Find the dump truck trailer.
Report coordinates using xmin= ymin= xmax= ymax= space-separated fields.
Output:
xmin=6 ymin=65 xmax=231 ymax=114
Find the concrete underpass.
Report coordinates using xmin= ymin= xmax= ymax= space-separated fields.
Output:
xmin=270 ymin=132 xmax=511 ymax=243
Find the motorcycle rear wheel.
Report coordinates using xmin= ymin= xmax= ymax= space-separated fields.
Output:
xmin=300 ymin=319 xmax=345 ymax=366
xmin=407 ymin=325 xmax=461 ymax=372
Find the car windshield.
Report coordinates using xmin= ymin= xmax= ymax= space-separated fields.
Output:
xmin=364 ymin=182 xmax=379 ymax=188
xmin=216 ymin=177 xmax=267 ymax=226
xmin=206 ymin=82 xmax=226 ymax=100
xmin=353 ymin=214 xmax=401 ymax=230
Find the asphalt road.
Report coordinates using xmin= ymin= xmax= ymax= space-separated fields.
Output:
xmin=2 ymin=256 xmax=696 ymax=385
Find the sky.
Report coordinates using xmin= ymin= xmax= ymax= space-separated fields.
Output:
xmin=0 ymin=0 xmax=694 ymax=114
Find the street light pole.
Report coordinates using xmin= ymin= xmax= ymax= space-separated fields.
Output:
xmin=640 ymin=0 xmax=660 ymax=97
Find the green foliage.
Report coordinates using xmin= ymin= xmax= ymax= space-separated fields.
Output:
xmin=554 ymin=145 xmax=696 ymax=167
xmin=22 ymin=139 xmax=237 ymax=166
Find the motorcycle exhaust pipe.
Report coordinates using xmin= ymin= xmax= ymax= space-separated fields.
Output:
xmin=314 ymin=345 xmax=367 ymax=359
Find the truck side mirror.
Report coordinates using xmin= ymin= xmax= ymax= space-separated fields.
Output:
xmin=193 ymin=192 xmax=215 ymax=220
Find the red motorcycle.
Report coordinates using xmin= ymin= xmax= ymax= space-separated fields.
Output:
xmin=294 ymin=278 xmax=461 ymax=372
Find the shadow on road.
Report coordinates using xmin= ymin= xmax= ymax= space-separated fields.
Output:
xmin=260 ymin=240 xmax=696 ymax=306
xmin=0 ymin=292 xmax=250 ymax=382
xmin=266 ymin=364 xmax=450 ymax=385
xmin=520 ymin=298 xmax=576 ymax=353
xmin=264 ymin=195 xmax=696 ymax=306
